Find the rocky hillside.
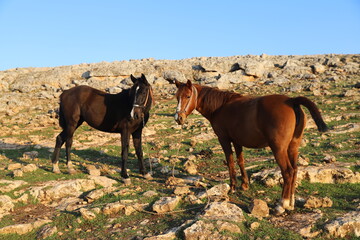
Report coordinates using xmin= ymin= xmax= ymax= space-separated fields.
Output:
xmin=0 ymin=54 xmax=359 ymax=239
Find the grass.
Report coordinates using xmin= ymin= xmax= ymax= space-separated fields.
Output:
xmin=0 ymin=75 xmax=359 ymax=239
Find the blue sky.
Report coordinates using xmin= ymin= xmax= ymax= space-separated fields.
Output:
xmin=0 ymin=0 xmax=359 ymax=70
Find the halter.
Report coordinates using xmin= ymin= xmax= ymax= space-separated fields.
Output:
xmin=176 ymin=85 xmax=198 ymax=115
xmin=133 ymin=87 xmax=152 ymax=109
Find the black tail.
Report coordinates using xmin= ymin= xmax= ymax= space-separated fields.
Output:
xmin=291 ymin=96 xmax=328 ymax=132
xmin=58 ymin=102 xmax=66 ymax=130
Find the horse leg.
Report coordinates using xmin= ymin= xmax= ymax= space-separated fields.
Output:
xmin=132 ymin=128 xmax=152 ymax=180
xmin=51 ymin=130 xmax=67 ymax=173
xmin=234 ymin=144 xmax=249 ymax=190
xmin=65 ymin=126 xmax=77 ymax=175
xmin=271 ymin=145 xmax=294 ymax=214
xmin=287 ymin=139 xmax=301 ymax=210
xmin=121 ymin=130 xmax=131 ymax=185
xmin=218 ymin=138 xmax=237 ymax=193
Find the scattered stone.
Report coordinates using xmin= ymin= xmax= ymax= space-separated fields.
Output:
xmin=197 ymin=183 xmax=230 ymax=200
xmin=143 ymin=190 xmax=158 ymax=198
xmin=202 ymin=201 xmax=245 ymax=222
xmin=7 ymin=163 xmax=22 ymax=170
xmin=37 ymin=224 xmax=57 ymax=240
xmin=86 ymin=165 xmax=101 ymax=176
xmin=0 ymin=219 xmax=52 ymax=235
xmin=152 ymin=196 xmax=181 ymax=213
xmin=102 ymin=202 xmax=125 ymax=215
xmin=79 ymin=207 xmax=97 ymax=220
xmin=249 ymin=199 xmax=270 ymax=219
xmin=0 ymin=195 xmax=14 ymax=219
xmin=174 ymin=186 xmax=191 ymax=195
xmin=304 ymin=196 xmax=333 ymax=209
xmin=323 ymin=154 xmax=336 ymax=163
xmin=13 ymin=169 xmax=23 ymax=177
xmin=184 ymin=160 xmax=197 ymax=175
xmin=250 ymin=222 xmax=260 ymax=230
xmin=85 ymin=186 xmax=117 ymax=203
xmin=325 ymin=211 xmax=360 ymax=238
xmin=270 ymin=211 xmax=323 ymax=238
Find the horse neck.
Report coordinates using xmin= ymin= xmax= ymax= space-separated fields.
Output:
xmin=194 ymin=85 xmax=239 ymax=120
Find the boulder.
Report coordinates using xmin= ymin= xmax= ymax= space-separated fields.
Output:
xmin=197 ymin=183 xmax=230 ymax=200
xmin=7 ymin=163 xmax=22 ymax=170
xmin=325 ymin=211 xmax=360 ymax=238
xmin=102 ymin=202 xmax=126 ymax=215
xmin=202 ymin=201 xmax=245 ymax=222
xmin=0 ymin=219 xmax=51 ymax=235
xmin=152 ymin=196 xmax=181 ymax=213
xmin=249 ymin=199 xmax=270 ymax=218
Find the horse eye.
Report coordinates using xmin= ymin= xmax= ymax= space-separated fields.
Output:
xmin=187 ymin=95 xmax=191 ymax=99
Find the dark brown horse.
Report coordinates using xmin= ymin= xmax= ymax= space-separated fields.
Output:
xmin=52 ymin=74 xmax=153 ymax=184
xmin=167 ymin=79 xmax=328 ymax=213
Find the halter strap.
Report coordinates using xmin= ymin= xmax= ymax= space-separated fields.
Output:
xmin=133 ymin=87 xmax=151 ymax=108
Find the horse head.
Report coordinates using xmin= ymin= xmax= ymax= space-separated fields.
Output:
xmin=167 ymin=79 xmax=198 ymax=125
xmin=130 ymin=74 xmax=153 ymax=120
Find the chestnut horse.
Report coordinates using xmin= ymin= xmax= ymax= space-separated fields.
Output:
xmin=52 ymin=74 xmax=153 ymax=184
xmin=167 ymin=79 xmax=328 ymax=213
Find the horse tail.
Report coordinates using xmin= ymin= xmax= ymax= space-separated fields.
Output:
xmin=291 ymin=96 xmax=328 ymax=132
xmin=58 ymin=101 xmax=66 ymax=130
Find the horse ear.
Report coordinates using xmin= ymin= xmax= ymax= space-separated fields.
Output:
xmin=130 ymin=74 xmax=137 ymax=84
xmin=186 ymin=80 xmax=192 ymax=87
xmin=165 ymin=78 xmax=182 ymax=88
xmin=141 ymin=74 xmax=150 ymax=86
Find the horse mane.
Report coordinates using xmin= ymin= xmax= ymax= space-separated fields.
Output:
xmin=197 ymin=85 xmax=243 ymax=114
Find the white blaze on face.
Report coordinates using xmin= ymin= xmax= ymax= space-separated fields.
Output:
xmin=130 ymin=86 xmax=140 ymax=118
xmin=174 ymin=98 xmax=182 ymax=121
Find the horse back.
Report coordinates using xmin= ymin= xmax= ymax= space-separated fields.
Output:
xmin=212 ymin=94 xmax=302 ymax=148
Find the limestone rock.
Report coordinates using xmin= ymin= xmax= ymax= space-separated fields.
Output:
xmin=325 ymin=211 xmax=360 ymax=238
xmin=143 ymin=190 xmax=158 ymax=198
xmin=88 ymin=175 xmax=118 ymax=188
xmin=183 ymin=220 xmax=227 ymax=240
xmin=7 ymin=163 xmax=22 ymax=170
xmin=202 ymin=201 xmax=245 ymax=222
xmin=304 ymin=196 xmax=333 ymax=208
xmin=86 ymin=165 xmax=101 ymax=176
xmin=249 ymin=199 xmax=270 ymax=218
xmin=152 ymin=196 xmax=181 ymax=213
xmin=0 ymin=195 xmax=14 ymax=218
xmin=102 ymin=202 xmax=125 ymax=215
xmin=0 ymin=180 xmax=27 ymax=193
xmin=0 ymin=219 xmax=51 ymax=235
xmin=37 ymin=224 xmax=58 ymax=240
xmin=22 ymin=163 xmax=38 ymax=172
xmin=198 ymin=183 xmax=230 ymax=200
xmin=184 ymin=160 xmax=197 ymax=175
xmin=85 ymin=186 xmax=117 ymax=203
xmin=79 ymin=207 xmax=97 ymax=220
xmin=13 ymin=169 xmax=23 ymax=177
xmin=174 ymin=186 xmax=191 ymax=195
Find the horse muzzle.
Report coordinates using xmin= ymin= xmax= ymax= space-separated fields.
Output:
xmin=175 ymin=112 xmax=186 ymax=125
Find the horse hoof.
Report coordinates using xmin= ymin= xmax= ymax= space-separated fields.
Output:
xmin=143 ymin=173 xmax=153 ymax=180
xmin=123 ymin=178 xmax=131 ymax=185
xmin=241 ymin=183 xmax=249 ymax=191
xmin=53 ymin=169 xmax=61 ymax=174
xmin=274 ymin=205 xmax=286 ymax=215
